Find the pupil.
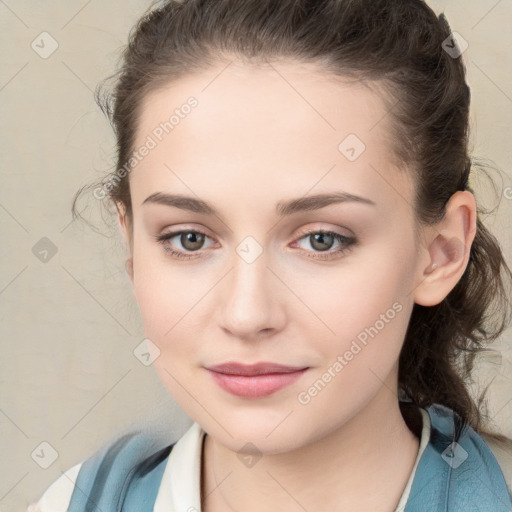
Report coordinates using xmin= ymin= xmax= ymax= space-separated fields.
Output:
xmin=183 ymin=232 xmax=204 ymax=250
xmin=311 ymin=233 xmax=333 ymax=252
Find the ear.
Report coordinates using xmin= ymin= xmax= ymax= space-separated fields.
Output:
xmin=414 ymin=190 xmax=477 ymax=307
xmin=116 ymin=202 xmax=134 ymax=284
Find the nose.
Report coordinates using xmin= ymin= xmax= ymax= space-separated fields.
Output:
xmin=218 ymin=248 xmax=286 ymax=340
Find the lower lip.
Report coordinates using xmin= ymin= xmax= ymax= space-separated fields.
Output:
xmin=206 ymin=368 xmax=309 ymax=399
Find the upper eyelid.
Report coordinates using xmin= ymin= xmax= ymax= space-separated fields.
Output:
xmin=158 ymin=225 xmax=215 ymax=241
xmin=159 ymin=219 xmax=353 ymax=235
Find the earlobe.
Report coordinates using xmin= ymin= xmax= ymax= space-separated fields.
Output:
xmin=116 ymin=202 xmax=130 ymax=243
xmin=125 ymin=257 xmax=134 ymax=283
xmin=116 ymin=202 xmax=134 ymax=284
xmin=414 ymin=191 xmax=477 ymax=307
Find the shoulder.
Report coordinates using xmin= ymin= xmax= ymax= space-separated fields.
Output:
xmin=481 ymin=433 xmax=512 ymax=498
xmin=422 ymin=403 xmax=512 ymax=506
xmin=27 ymin=428 xmax=177 ymax=512
xmin=26 ymin=462 xmax=82 ymax=512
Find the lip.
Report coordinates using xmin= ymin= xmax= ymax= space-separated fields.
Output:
xmin=207 ymin=362 xmax=308 ymax=376
xmin=205 ymin=362 xmax=309 ymax=399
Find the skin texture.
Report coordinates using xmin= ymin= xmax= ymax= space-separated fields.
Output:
xmin=117 ymin=60 xmax=477 ymax=511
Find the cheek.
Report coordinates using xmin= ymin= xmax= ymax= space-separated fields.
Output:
xmin=300 ymin=245 xmax=415 ymax=339
xmin=294 ymin=274 xmax=413 ymax=434
xmin=296 ymin=240 xmax=417 ymax=392
xmin=131 ymin=248 xmax=191 ymax=349
xmin=133 ymin=264 xmax=200 ymax=403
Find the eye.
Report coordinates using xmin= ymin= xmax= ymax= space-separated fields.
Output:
xmin=291 ymin=229 xmax=356 ymax=260
xmin=155 ymin=227 xmax=356 ymax=261
xmin=155 ymin=229 xmax=215 ymax=260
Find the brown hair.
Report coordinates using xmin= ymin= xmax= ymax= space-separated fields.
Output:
xmin=72 ymin=0 xmax=512 ymax=443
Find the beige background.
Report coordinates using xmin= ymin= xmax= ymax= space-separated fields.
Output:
xmin=0 ymin=1 xmax=511 ymax=510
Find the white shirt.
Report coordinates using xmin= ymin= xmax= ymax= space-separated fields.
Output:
xmin=27 ymin=408 xmax=431 ymax=512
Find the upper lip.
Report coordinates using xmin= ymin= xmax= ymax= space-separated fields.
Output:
xmin=206 ymin=362 xmax=308 ymax=376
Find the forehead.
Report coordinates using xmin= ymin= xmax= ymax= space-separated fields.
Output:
xmin=136 ymin=60 xmax=394 ymax=147
xmin=129 ymin=60 xmax=413 ymax=214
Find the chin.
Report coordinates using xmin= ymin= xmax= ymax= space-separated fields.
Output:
xmin=203 ymin=412 xmax=311 ymax=455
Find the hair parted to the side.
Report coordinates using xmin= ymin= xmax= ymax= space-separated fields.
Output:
xmin=72 ymin=0 xmax=512 ymax=443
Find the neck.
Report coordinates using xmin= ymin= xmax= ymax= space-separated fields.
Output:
xmin=200 ymin=387 xmax=421 ymax=512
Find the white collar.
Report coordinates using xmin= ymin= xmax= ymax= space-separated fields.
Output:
xmin=153 ymin=421 xmax=205 ymax=512
xmin=394 ymin=408 xmax=431 ymax=511
xmin=153 ymin=408 xmax=431 ymax=512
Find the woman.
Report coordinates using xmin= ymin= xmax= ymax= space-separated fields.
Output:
xmin=28 ymin=0 xmax=512 ymax=510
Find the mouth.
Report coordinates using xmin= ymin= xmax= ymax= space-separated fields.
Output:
xmin=205 ymin=362 xmax=310 ymax=398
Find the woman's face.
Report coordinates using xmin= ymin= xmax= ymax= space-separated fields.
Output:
xmin=123 ymin=61 xmax=426 ymax=454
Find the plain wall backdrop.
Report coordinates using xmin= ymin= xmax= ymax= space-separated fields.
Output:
xmin=1 ymin=1 xmax=511 ymax=510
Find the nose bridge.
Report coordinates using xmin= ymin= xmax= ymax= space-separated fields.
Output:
xmin=231 ymin=246 xmax=267 ymax=296
xmin=219 ymin=239 xmax=282 ymax=336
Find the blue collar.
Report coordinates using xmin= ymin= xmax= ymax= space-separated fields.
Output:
xmin=404 ymin=403 xmax=512 ymax=511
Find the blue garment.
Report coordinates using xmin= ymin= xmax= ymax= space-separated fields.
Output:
xmin=404 ymin=404 xmax=512 ymax=511
xmin=67 ymin=403 xmax=512 ymax=511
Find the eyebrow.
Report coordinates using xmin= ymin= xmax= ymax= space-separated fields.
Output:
xmin=141 ymin=191 xmax=376 ymax=216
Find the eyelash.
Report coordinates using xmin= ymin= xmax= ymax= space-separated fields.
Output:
xmin=155 ymin=228 xmax=356 ymax=261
